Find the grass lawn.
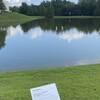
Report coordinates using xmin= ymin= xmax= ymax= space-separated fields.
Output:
xmin=0 ymin=12 xmax=43 ymax=26
xmin=0 ymin=64 xmax=100 ymax=100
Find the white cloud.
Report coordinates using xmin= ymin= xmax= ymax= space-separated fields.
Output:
xmin=3 ymin=0 xmax=32 ymax=7
xmin=6 ymin=25 xmax=87 ymax=42
xmin=6 ymin=25 xmax=44 ymax=40
xmin=3 ymin=0 xmax=78 ymax=8
xmin=6 ymin=25 xmax=23 ymax=39
xmin=29 ymin=27 xmax=43 ymax=39
xmin=58 ymin=28 xmax=85 ymax=42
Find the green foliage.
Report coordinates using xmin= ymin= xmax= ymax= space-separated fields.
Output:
xmin=10 ymin=0 xmax=100 ymax=17
xmin=10 ymin=0 xmax=76 ymax=17
xmin=94 ymin=0 xmax=100 ymax=15
xmin=0 ymin=0 xmax=6 ymax=11
xmin=19 ymin=3 xmax=29 ymax=15
xmin=42 ymin=2 xmax=54 ymax=18
xmin=0 ymin=30 xmax=6 ymax=49
xmin=79 ymin=0 xmax=96 ymax=15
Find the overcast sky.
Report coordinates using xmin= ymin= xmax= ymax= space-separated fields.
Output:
xmin=4 ymin=0 xmax=78 ymax=7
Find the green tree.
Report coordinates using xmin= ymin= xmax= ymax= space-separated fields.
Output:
xmin=78 ymin=0 xmax=96 ymax=15
xmin=0 ymin=0 xmax=6 ymax=12
xmin=10 ymin=0 xmax=100 ymax=17
xmin=40 ymin=1 xmax=54 ymax=18
xmin=10 ymin=6 xmax=19 ymax=13
xmin=94 ymin=0 xmax=100 ymax=15
xmin=19 ymin=3 xmax=28 ymax=15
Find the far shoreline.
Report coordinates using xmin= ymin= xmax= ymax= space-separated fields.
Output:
xmin=1 ymin=12 xmax=100 ymax=27
xmin=54 ymin=16 xmax=100 ymax=19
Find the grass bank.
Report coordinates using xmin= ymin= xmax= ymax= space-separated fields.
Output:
xmin=0 ymin=64 xmax=100 ymax=100
xmin=1 ymin=13 xmax=100 ymax=27
xmin=54 ymin=16 xmax=100 ymax=19
xmin=0 ymin=12 xmax=43 ymax=26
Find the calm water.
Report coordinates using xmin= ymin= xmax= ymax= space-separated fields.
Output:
xmin=0 ymin=18 xmax=100 ymax=71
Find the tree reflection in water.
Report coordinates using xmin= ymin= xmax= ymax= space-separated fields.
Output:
xmin=1 ymin=18 xmax=100 ymax=49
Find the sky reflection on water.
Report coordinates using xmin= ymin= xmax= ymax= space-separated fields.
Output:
xmin=0 ymin=19 xmax=100 ymax=71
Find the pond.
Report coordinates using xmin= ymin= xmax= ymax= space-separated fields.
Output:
xmin=0 ymin=18 xmax=100 ymax=72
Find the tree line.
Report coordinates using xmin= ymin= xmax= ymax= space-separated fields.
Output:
xmin=1 ymin=0 xmax=100 ymax=17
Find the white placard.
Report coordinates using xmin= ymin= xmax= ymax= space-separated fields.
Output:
xmin=30 ymin=83 xmax=61 ymax=100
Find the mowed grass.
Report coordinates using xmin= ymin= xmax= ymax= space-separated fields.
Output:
xmin=0 ymin=64 xmax=100 ymax=100
xmin=0 ymin=12 xmax=43 ymax=26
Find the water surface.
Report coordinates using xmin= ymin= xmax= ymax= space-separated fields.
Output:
xmin=0 ymin=19 xmax=100 ymax=71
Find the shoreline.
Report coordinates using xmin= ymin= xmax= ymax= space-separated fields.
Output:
xmin=54 ymin=16 xmax=100 ymax=19
xmin=0 ymin=63 xmax=99 ymax=74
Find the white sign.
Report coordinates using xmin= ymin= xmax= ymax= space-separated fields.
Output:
xmin=30 ymin=83 xmax=61 ymax=100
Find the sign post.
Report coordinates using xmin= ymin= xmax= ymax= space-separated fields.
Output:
xmin=30 ymin=83 xmax=61 ymax=100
